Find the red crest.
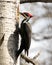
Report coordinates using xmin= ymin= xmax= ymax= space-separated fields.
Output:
xmin=23 ymin=12 xmax=33 ymax=18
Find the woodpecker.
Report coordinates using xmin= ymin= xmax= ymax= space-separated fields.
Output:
xmin=7 ymin=12 xmax=33 ymax=65
xmin=17 ymin=12 xmax=33 ymax=58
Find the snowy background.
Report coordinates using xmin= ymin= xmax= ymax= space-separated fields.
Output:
xmin=20 ymin=2 xmax=52 ymax=65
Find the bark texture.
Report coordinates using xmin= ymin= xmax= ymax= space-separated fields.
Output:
xmin=0 ymin=0 xmax=19 ymax=65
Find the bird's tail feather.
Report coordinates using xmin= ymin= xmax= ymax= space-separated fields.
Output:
xmin=25 ymin=50 xmax=28 ymax=56
xmin=13 ymin=48 xmax=23 ymax=65
xmin=17 ymin=48 xmax=23 ymax=58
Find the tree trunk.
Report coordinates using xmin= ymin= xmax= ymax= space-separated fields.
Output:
xmin=0 ymin=0 xmax=19 ymax=65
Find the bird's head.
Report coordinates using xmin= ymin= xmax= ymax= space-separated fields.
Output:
xmin=20 ymin=12 xmax=33 ymax=23
xmin=23 ymin=12 xmax=33 ymax=18
xmin=20 ymin=12 xmax=33 ymax=19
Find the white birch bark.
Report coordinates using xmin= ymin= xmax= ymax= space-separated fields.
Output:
xmin=0 ymin=0 xmax=20 ymax=65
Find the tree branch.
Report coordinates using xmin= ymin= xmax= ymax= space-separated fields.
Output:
xmin=21 ymin=51 xmax=40 ymax=65
xmin=21 ymin=54 xmax=35 ymax=65
xmin=20 ymin=0 xmax=52 ymax=4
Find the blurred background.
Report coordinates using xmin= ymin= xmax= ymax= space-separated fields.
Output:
xmin=20 ymin=1 xmax=52 ymax=65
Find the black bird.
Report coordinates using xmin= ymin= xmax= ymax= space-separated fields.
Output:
xmin=17 ymin=12 xmax=33 ymax=57
xmin=7 ymin=12 xmax=33 ymax=65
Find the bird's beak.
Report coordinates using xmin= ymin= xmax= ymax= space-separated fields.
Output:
xmin=19 ymin=12 xmax=27 ymax=19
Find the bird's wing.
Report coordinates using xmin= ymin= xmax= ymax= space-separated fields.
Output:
xmin=24 ymin=22 xmax=32 ymax=43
